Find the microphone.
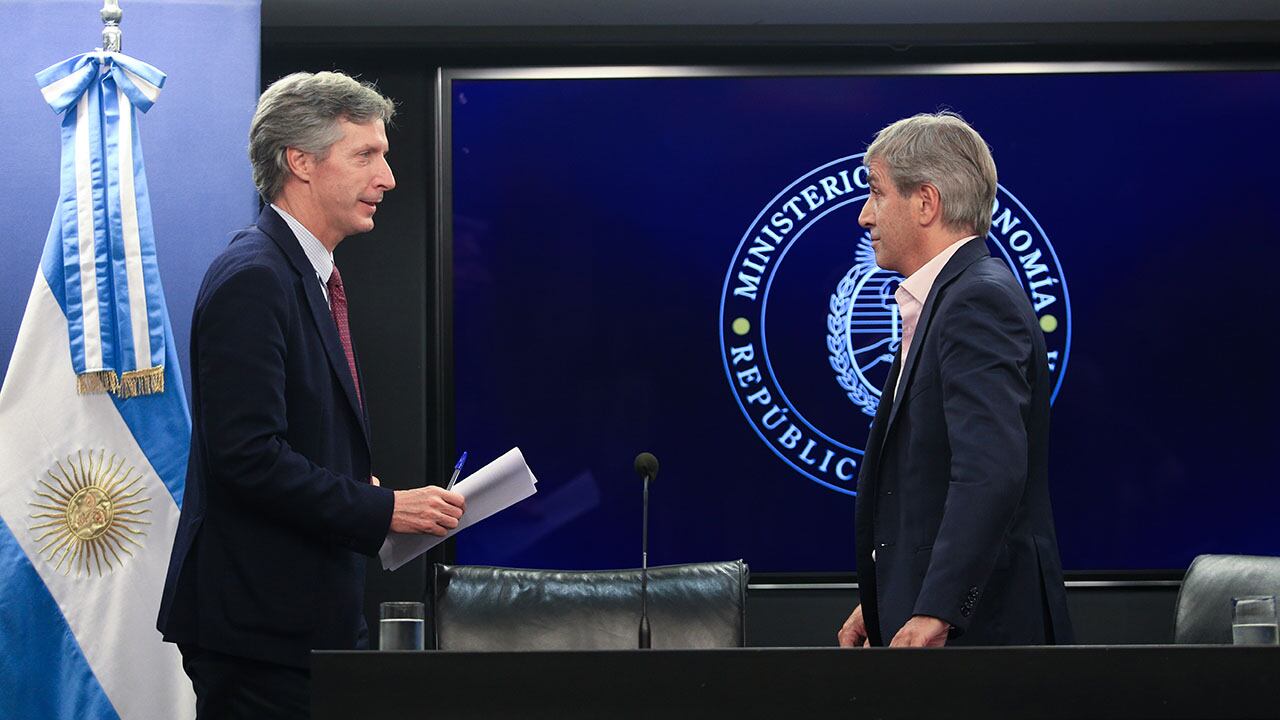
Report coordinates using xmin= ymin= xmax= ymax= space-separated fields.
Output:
xmin=634 ymin=452 xmax=659 ymax=482
xmin=633 ymin=452 xmax=659 ymax=649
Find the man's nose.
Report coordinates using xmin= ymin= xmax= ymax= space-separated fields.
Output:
xmin=377 ymin=158 xmax=396 ymax=191
xmin=858 ymin=198 xmax=873 ymax=228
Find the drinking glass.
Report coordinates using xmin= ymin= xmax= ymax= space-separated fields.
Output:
xmin=1231 ymin=595 xmax=1278 ymax=645
xmin=379 ymin=601 xmax=425 ymax=651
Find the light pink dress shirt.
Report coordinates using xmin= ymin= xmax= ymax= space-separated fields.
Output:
xmin=891 ymin=236 xmax=977 ymax=401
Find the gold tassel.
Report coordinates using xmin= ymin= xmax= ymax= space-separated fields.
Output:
xmin=119 ymin=366 xmax=165 ymax=398
xmin=76 ymin=370 xmax=120 ymax=395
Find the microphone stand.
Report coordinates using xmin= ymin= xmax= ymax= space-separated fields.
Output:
xmin=639 ymin=472 xmax=651 ymax=649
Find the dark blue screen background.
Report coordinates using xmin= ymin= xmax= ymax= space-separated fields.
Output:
xmin=450 ymin=71 xmax=1280 ymax=573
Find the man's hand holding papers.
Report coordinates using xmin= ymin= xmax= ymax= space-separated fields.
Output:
xmin=389 ymin=486 xmax=467 ymax=537
xmin=380 ymin=447 xmax=538 ymax=570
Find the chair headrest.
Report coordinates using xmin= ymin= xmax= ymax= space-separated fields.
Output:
xmin=1175 ymin=554 xmax=1280 ymax=644
xmin=433 ymin=560 xmax=748 ymax=650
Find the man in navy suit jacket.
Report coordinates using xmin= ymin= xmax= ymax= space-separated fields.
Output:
xmin=157 ymin=72 xmax=466 ymax=718
xmin=837 ymin=113 xmax=1073 ymax=648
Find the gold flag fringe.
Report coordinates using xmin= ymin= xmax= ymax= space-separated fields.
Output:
xmin=76 ymin=367 xmax=165 ymax=398
xmin=119 ymin=366 xmax=165 ymax=398
xmin=76 ymin=370 xmax=120 ymax=395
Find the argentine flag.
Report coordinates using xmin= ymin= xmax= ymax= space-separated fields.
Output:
xmin=0 ymin=52 xmax=194 ymax=718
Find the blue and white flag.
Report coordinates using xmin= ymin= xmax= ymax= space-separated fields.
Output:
xmin=0 ymin=51 xmax=194 ymax=719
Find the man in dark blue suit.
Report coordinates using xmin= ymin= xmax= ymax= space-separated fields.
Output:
xmin=158 ymin=72 xmax=466 ymax=717
xmin=837 ymin=113 xmax=1073 ymax=648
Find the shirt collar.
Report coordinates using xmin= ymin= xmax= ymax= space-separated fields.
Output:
xmin=270 ymin=203 xmax=334 ymax=285
xmin=897 ymin=235 xmax=977 ymax=307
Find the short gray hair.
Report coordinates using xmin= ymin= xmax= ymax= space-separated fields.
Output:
xmin=865 ymin=111 xmax=997 ymax=237
xmin=249 ymin=71 xmax=396 ymax=202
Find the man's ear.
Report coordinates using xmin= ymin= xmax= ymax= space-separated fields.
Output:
xmin=284 ymin=147 xmax=312 ymax=183
xmin=915 ymin=183 xmax=942 ymax=227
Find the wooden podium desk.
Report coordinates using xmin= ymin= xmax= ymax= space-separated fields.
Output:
xmin=313 ymin=645 xmax=1279 ymax=719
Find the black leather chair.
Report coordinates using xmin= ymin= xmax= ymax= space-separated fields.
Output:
xmin=432 ymin=560 xmax=748 ymax=650
xmin=1174 ymin=554 xmax=1280 ymax=644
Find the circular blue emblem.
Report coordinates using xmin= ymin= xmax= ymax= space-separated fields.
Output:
xmin=719 ymin=153 xmax=1070 ymax=496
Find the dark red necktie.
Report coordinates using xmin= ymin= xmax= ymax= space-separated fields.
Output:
xmin=326 ymin=265 xmax=362 ymax=409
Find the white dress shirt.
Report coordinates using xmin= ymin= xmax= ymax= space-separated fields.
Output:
xmin=271 ymin=203 xmax=334 ymax=307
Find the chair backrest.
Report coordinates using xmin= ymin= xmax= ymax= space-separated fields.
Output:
xmin=432 ymin=560 xmax=748 ymax=650
xmin=1174 ymin=554 xmax=1280 ymax=644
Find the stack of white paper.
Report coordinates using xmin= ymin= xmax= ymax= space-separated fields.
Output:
xmin=379 ymin=447 xmax=538 ymax=571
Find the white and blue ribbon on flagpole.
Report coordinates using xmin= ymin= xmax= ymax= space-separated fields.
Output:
xmin=36 ymin=51 xmax=167 ymax=398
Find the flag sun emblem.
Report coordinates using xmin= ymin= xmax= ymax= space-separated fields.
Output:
xmin=29 ymin=450 xmax=152 ymax=576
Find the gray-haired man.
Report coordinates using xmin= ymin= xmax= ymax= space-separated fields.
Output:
xmin=158 ymin=71 xmax=464 ymax=718
xmin=837 ymin=112 xmax=1073 ymax=648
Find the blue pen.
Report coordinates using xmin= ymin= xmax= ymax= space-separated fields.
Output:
xmin=445 ymin=451 xmax=468 ymax=491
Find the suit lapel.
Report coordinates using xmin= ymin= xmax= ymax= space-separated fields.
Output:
xmin=858 ymin=352 xmax=900 ymax=491
xmin=257 ymin=208 xmax=371 ymax=448
xmin=879 ymin=237 xmax=990 ymax=449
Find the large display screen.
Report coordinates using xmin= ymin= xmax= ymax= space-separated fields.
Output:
xmin=447 ymin=67 xmax=1280 ymax=574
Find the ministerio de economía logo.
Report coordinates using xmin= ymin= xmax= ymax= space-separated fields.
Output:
xmin=718 ymin=153 xmax=1071 ymax=496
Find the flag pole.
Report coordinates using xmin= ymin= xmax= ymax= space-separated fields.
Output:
xmin=101 ymin=0 xmax=122 ymax=52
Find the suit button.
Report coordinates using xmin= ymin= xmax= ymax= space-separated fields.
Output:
xmin=885 ymin=490 xmax=893 ymax=496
